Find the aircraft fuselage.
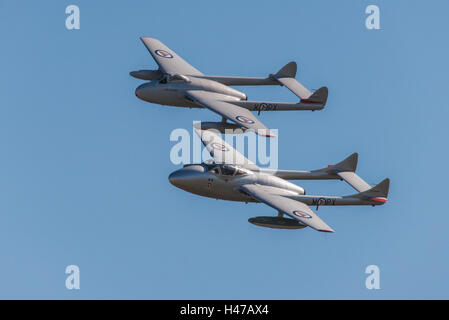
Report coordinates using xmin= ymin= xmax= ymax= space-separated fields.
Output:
xmin=135 ymin=76 xmax=247 ymax=108
xmin=168 ymin=164 xmax=305 ymax=202
xmin=168 ymin=164 xmax=387 ymax=207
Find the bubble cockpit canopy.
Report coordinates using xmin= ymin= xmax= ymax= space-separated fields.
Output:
xmin=209 ymin=164 xmax=251 ymax=176
xmin=159 ymin=74 xmax=190 ymax=84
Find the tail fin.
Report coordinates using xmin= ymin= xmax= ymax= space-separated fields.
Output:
xmin=332 ymin=152 xmax=358 ymax=172
xmin=353 ymin=178 xmax=390 ymax=203
xmin=315 ymin=153 xmax=358 ymax=173
xmin=273 ymin=61 xmax=297 ymax=78
xmin=300 ymin=86 xmax=328 ymax=107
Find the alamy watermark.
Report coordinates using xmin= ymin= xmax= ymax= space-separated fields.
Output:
xmin=65 ymin=5 xmax=80 ymax=30
xmin=365 ymin=265 xmax=380 ymax=290
xmin=365 ymin=5 xmax=380 ymax=30
xmin=65 ymin=265 xmax=80 ymax=290
xmin=169 ymin=122 xmax=279 ymax=170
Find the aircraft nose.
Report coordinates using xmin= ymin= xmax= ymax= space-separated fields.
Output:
xmin=135 ymin=83 xmax=152 ymax=100
xmin=168 ymin=170 xmax=190 ymax=187
xmin=168 ymin=170 xmax=180 ymax=185
xmin=168 ymin=166 xmax=205 ymax=189
xmin=135 ymin=84 xmax=145 ymax=99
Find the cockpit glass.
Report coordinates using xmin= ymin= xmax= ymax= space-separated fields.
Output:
xmin=220 ymin=165 xmax=236 ymax=176
xmin=209 ymin=164 xmax=249 ymax=177
xmin=235 ymin=168 xmax=247 ymax=176
xmin=159 ymin=76 xmax=168 ymax=84
xmin=170 ymin=74 xmax=190 ymax=82
xmin=159 ymin=74 xmax=190 ymax=84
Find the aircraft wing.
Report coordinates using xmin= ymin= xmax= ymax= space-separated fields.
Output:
xmin=140 ymin=37 xmax=203 ymax=76
xmin=194 ymin=126 xmax=258 ymax=169
xmin=240 ymin=184 xmax=335 ymax=233
xmin=187 ymin=90 xmax=275 ymax=137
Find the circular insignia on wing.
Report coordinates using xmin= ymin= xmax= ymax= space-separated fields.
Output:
xmin=292 ymin=210 xmax=312 ymax=219
xmin=235 ymin=115 xmax=255 ymax=124
xmin=211 ymin=142 xmax=228 ymax=152
xmin=155 ymin=49 xmax=173 ymax=58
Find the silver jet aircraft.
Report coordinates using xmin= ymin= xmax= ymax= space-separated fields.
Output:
xmin=168 ymin=127 xmax=389 ymax=233
xmin=131 ymin=37 xmax=328 ymax=137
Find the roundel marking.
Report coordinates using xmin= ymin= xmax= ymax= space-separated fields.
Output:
xmin=292 ymin=210 xmax=312 ymax=219
xmin=236 ymin=115 xmax=255 ymax=124
xmin=211 ymin=142 xmax=228 ymax=152
xmin=155 ymin=50 xmax=173 ymax=58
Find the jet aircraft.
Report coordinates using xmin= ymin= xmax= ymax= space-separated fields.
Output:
xmin=168 ymin=126 xmax=389 ymax=233
xmin=131 ymin=37 xmax=328 ymax=137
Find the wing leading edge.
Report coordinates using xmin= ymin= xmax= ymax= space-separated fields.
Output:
xmin=194 ymin=126 xmax=259 ymax=169
xmin=140 ymin=37 xmax=203 ymax=76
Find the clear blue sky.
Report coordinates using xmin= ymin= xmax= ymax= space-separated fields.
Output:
xmin=1 ymin=0 xmax=448 ymax=299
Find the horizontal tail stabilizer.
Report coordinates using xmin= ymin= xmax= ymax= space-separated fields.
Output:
xmin=314 ymin=153 xmax=372 ymax=192
xmin=337 ymin=172 xmax=372 ymax=193
xmin=274 ymin=76 xmax=312 ymax=100
xmin=271 ymin=62 xmax=312 ymax=99
xmin=271 ymin=62 xmax=327 ymax=108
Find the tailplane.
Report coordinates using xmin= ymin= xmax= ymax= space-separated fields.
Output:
xmin=271 ymin=62 xmax=328 ymax=108
xmin=316 ymin=153 xmax=374 ymax=193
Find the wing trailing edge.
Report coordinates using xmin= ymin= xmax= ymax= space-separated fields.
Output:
xmin=186 ymin=90 xmax=276 ymax=137
xmin=240 ymin=184 xmax=335 ymax=233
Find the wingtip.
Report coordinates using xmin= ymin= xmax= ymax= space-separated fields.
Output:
xmin=256 ymin=130 xmax=277 ymax=138
xmin=263 ymin=133 xmax=277 ymax=138
xmin=319 ymin=229 xmax=335 ymax=233
xmin=140 ymin=36 xmax=158 ymax=42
